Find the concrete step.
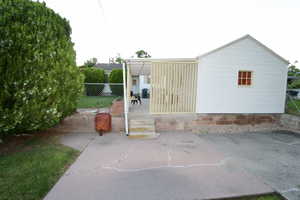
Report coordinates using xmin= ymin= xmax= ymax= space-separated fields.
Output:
xmin=129 ymin=120 xmax=154 ymax=126
xmin=129 ymin=127 xmax=155 ymax=132
xmin=128 ymin=133 xmax=160 ymax=139
xmin=129 ymin=131 xmax=156 ymax=136
xmin=129 ymin=124 xmax=155 ymax=129
xmin=129 ymin=118 xmax=156 ymax=136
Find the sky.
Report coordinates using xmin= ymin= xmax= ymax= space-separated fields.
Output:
xmin=41 ymin=0 xmax=300 ymax=66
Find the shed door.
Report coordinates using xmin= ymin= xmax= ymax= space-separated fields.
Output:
xmin=150 ymin=62 xmax=198 ymax=113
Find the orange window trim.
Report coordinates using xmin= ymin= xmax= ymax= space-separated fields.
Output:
xmin=238 ymin=70 xmax=252 ymax=86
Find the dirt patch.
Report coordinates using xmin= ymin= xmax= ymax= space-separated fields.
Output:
xmin=0 ymin=135 xmax=33 ymax=155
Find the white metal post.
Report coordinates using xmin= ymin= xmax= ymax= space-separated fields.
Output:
xmin=122 ymin=63 xmax=129 ymax=136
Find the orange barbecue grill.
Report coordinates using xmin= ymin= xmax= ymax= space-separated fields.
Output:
xmin=95 ymin=113 xmax=111 ymax=136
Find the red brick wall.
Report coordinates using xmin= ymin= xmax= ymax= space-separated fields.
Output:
xmin=110 ymin=100 xmax=124 ymax=117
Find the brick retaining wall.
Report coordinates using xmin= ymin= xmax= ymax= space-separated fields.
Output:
xmin=155 ymin=114 xmax=281 ymax=133
xmin=280 ymin=114 xmax=300 ymax=130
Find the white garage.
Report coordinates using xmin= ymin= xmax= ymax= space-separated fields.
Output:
xmin=126 ymin=35 xmax=289 ymax=114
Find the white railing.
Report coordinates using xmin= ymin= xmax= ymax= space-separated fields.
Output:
xmin=122 ymin=63 xmax=129 ymax=136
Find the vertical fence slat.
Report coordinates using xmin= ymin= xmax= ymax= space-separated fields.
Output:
xmin=176 ymin=63 xmax=180 ymax=112
xmin=188 ymin=64 xmax=193 ymax=112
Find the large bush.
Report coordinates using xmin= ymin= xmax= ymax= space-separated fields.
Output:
xmin=81 ymin=67 xmax=105 ymax=96
xmin=0 ymin=0 xmax=83 ymax=137
xmin=109 ymin=69 xmax=123 ymax=96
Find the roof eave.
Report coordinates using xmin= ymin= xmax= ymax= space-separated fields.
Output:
xmin=196 ymin=34 xmax=290 ymax=65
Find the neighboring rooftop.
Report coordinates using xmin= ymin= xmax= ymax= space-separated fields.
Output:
xmin=95 ymin=63 xmax=122 ymax=70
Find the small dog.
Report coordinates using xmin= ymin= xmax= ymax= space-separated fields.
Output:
xmin=131 ymin=95 xmax=138 ymax=104
xmin=136 ymin=95 xmax=142 ymax=104
xmin=131 ymin=95 xmax=142 ymax=105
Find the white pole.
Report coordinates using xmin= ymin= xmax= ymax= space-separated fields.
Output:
xmin=122 ymin=63 xmax=129 ymax=136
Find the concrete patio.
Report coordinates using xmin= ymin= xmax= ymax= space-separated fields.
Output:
xmin=198 ymin=131 xmax=300 ymax=200
xmin=44 ymin=132 xmax=278 ymax=200
xmin=129 ymin=98 xmax=150 ymax=114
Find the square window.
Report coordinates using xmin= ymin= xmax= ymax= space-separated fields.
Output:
xmin=238 ymin=71 xmax=252 ymax=86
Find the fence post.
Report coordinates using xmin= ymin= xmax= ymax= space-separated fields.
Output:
xmin=122 ymin=63 xmax=129 ymax=136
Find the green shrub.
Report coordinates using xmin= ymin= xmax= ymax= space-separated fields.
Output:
xmin=81 ymin=67 xmax=105 ymax=83
xmin=289 ymin=79 xmax=300 ymax=89
xmin=81 ymin=67 xmax=105 ymax=96
xmin=109 ymin=69 xmax=123 ymax=96
xmin=0 ymin=0 xmax=83 ymax=137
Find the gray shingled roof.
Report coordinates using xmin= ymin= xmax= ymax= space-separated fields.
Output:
xmin=95 ymin=63 xmax=122 ymax=70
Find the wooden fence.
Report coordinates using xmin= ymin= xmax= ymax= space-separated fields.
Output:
xmin=150 ymin=62 xmax=198 ymax=113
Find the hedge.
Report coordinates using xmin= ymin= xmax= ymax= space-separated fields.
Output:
xmin=0 ymin=0 xmax=83 ymax=137
xmin=109 ymin=69 xmax=123 ymax=96
xmin=81 ymin=67 xmax=105 ymax=96
xmin=81 ymin=67 xmax=105 ymax=83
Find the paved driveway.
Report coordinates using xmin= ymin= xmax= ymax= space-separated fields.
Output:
xmin=44 ymin=132 xmax=276 ymax=200
xmin=198 ymin=131 xmax=300 ymax=200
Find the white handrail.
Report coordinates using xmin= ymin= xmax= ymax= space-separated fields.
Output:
xmin=122 ymin=63 xmax=129 ymax=136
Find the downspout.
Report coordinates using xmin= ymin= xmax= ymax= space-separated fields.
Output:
xmin=122 ymin=62 xmax=129 ymax=136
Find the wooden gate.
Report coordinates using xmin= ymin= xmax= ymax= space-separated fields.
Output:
xmin=150 ymin=62 xmax=198 ymax=113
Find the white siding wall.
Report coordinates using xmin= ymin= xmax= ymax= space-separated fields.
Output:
xmin=139 ymin=75 xmax=150 ymax=95
xmin=196 ymin=38 xmax=288 ymax=113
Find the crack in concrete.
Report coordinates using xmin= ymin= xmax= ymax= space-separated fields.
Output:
xmin=99 ymin=145 xmax=231 ymax=173
xmin=167 ymin=150 xmax=172 ymax=166
xmin=101 ymin=157 xmax=231 ymax=173
xmin=280 ymin=187 xmax=300 ymax=193
xmin=81 ymin=135 xmax=96 ymax=153
xmin=273 ymin=140 xmax=300 ymax=146
xmin=101 ymin=146 xmax=133 ymax=169
xmin=67 ymin=143 xmax=231 ymax=176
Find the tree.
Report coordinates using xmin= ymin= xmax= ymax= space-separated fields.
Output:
xmin=81 ymin=68 xmax=105 ymax=83
xmin=109 ymin=69 xmax=123 ymax=96
xmin=110 ymin=54 xmax=125 ymax=64
xmin=0 ymin=0 xmax=83 ymax=137
xmin=135 ymin=50 xmax=151 ymax=58
xmin=84 ymin=57 xmax=98 ymax=67
xmin=115 ymin=56 xmax=125 ymax=64
xmin=287 ymin=61 xmax=300 ymax=88
xmin=288 ymin=61 xmax=300 ymax=76
xmin=81 ymin=68 xmax=105 ymax=96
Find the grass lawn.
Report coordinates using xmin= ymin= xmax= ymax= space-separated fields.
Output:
xmin=0 ymin=136 xmax=79 ymax=200
xmin=218 ymin=193 xmax=284 ymax=200
xmin=286 ymin=98 xmax=300 ymax=115
xmin=77 ymin=96 xmax=117 ymax=108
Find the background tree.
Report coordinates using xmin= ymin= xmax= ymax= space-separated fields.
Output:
xmin=81 ymin=68 xmax=105 ymax=96
xmin=0 ymin=0 xmax=83 ymax=137
xmin=109 ymin=54 xmax=125 ymax=64
xmin=287 ymin=61 xmax=300 ymax=89
xmin=135 ymin=50 xmax=151 ymax=58
xmin=288 ymin=61 xmax=299 ymax=76
xmin=84 ymin=57 xmax=98 ymax=67
xmin=81 ymin=68 xmax=105 ymax=83
xmin=109 ymin=69 xmax=123 ymax=96
xmin=115 ymin=56 xmax=125 ymax=64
